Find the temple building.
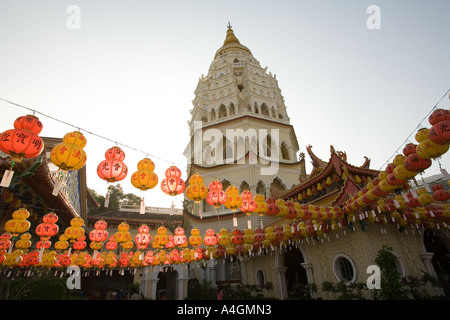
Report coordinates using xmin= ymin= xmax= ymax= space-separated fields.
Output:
xmin=178 ymin=25 xmax=450 ymax=299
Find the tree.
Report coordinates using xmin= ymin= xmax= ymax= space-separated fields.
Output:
xmin=88 ymin=184 xmax=140 ymax=213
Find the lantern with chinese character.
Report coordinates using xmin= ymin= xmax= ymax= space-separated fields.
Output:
xmin=240 ymin=190 xmax=256 ymax=229
xmin=188 ymin=228 xmax=203 ymax=247
xmin=35 ymin=212 xmax=59 ymax=247
xmin=265 ymin=197 xmax=280 ymax=217
xmin=131 ymin=157 xmax=159 ymax=213
xmin=4 ymin=208 xmax=31 ymax=242
xmin=50 ymin=131 xmax=87 ymax=195
xmin=15 ymin=233 xmax=32 ymax=251
xmin=253 ymin=194 xmax=268 ymax=217
xmin=114 ymin=222 xmax=132 ymax=244
xmin=135 ymin=224 xmax=152 ymax=250
xmin=97 ymin=147 xmax=128 ymax=207
xmin=54 ymin=235 xmax=69 ymax=252
xmin=185 ymin=173 xmax=208 ymax=203
xmin=64 ymin=216 xmax=85 ymax=246
xmin=89 ymin=220 xmax=109 ymax=250
xmin=105 ymin=236 xmax=118 ymax=251
xmin=173 ymin=226 xmax=188 ymax=248
xmin=152 ymin=225 xmax=169 ymax=249
xmin=224 ymin=185 xmax=243 ymax=211
xmin=161 ymin=166 xmax=186 ymax=196
xmin=203 ymin=228 xmax=218 ymax=246
xmin=0 ymin=233 xmax=12 ymax=251
xmin=276 ymin=198 xmax=288 ymax=218
xmin=206 ymin=180 xmax=227 ymax=209
xmin=0 ymin=115 xmax=45 ymax=187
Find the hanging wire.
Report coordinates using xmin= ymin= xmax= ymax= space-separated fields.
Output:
xmin=377 ymin=88 xmax=450 ymax=171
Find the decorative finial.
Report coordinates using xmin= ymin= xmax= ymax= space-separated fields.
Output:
xmin=227 ymin=22 xmax=232 ymax=29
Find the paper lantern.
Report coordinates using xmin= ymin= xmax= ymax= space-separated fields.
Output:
xmin=203 ymin=228 xmax=218 ymax=246
xmin=54 ymin=235 xmax=69 ymax=251
xmin=429 ymin=109 xmax=450 ymax=126
xmin=50 ymin=131 xmax=87 ymax=171
xmin=265 ymin=197 xmax=280 ymax=216
xmin=35 ymin=212 xmax=59 ymax=247
xmin=64 ymin=217 xmax=85 ymax=243
xmin=173 ymin=226 xmax=187 ymax=247
xmin=4 ymin=208 xmax=31 ymax=238
xmin=253 ymin=194 xmax=268 ymax=217
xmin=185 ymin=173 xmax=208 ymax=203
xmin=429 ymin=120 xmax=450 ymax=145
xmin=14 ymin=233 xmax=32 ymax=250
xmin=224 ymin=185 xmax=243 ymax=211
xmin=240 ymin=190 xmax=256 ymax=216
xmin=152 ymin=225 xmax=169 ymax=249
xmin=135 ymin=224 xmax=152 ymax=249
xmin=131 ymin=158 xmax=159 ymax=191
xmin=161 ymin=166 xmax=185 ymax=196
xmin=0 ymin=115 xmax=44 ymax=163
xmin=97 ymin=146 xmax=128 ymax=183
xmin=188 ymin=228 xmax=203 ymax=247
xmin=206 ymin=180 xmax=227 ymax=209
xmin=130 ymin=157 xmax=159 ymax=213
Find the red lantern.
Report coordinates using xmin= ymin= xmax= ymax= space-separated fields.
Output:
xmin=266 ymin=197 xmax=280 ymax=216
xmin=105 ymin=236 xmax=118 ymax=251
xmin=429 ymin=120 xmax=450 ymax=145
xmin=89 ymin=229 xmax=109 ymax=243
xmin=428 ymin=109 xmax=450 ymax=126
xmin=206 ymin=180 xmax=227 ymax=208
xmin=73 ymin=236 xmax=87 ymax=251
xmin=203 ymin=229 xmax=218 ymax=246
xmin=160 ymin=166 xmax=186 ymax=196
xmin=97 ymin=147 xmax=128 ymax=183
xmin=35 ymin=212 xmax=59 ymax=241
xmin=404 ymin=153 xmax=432 ymax=172
xmin=231 ymin=228 xmax=244 ymax=244
xmin=0 ymin=115 xmax=44 ymax=163
xmin=403 ymin=143 xmax=417 ymax=156
xmin=285 ymin=200 xmax=297 ymax=219
xmin=135 ymin=224 xmax=152 ymax=249
xmin=240 ymin=190 xmax=256 ymax=216
xmin=173 ymin=226 xmax=187 ymax=247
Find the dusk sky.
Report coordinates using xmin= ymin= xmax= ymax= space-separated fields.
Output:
xmin=0 ymin=1 xmax=449 ymax=208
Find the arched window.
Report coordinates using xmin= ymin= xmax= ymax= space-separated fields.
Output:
xmin=239 ymin=180 xmax=250 ymax=193
xmin=281 ymin=142 xmax=290 ymax=160
xmin=256 ymin=269 xmax=265 ymax=286
xmin=270 ymin=177 xmax=286 ymax=192
xmin=218 ymin=104 xmax=227 ymax=119
xmin=261 ymin=103 xmax=270 ymax=116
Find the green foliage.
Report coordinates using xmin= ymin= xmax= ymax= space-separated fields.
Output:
xmin=0 ymin=275 xmax=79 ymax=300
xmin=88 ymin=184 xmax=141 ymax=213
xmin=321 ymin=280 xmax=368 ymax=300
xmin=288 ymin=283 xmax=317 ymax=300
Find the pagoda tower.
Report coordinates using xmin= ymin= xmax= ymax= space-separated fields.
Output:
xmin=185 ymin=24 xmax=306 ymax=218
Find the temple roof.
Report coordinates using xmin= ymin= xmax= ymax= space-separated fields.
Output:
xmin=273 ymin=145 xmax=379 ymax=201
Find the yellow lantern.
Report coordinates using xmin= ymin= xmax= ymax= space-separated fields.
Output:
xmin=130 ymin=158 xmax=159 ymax=191
xmin=54 ymin=235 xmax=69 ymax=251
xmin=185 ymin=173 xmax=208 ymax=203
xmin=64 ymin=217 xmax=85 ymax=243
xmin=224 ymin=185 xmax=243 ymax=211
xmin=14 ymin=232 xmax=32 ymax=250
xmin=50 ymin=131 xmax=87 ymax=171
xmin=276 ymin=198 xmax=288 ymax=217
xmin=114 ymin=222 xmax=132 ymax=244
xmin=4 ymin=208 xmax=31 ymax=238
xmin=253 ymin=194 xmax=268 ymax=217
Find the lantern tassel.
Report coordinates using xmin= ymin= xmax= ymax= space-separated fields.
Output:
xmin=104 ymin=191 xmax=110 ymax=208
xmin=0 ymin=169 xmax=14 ymax=188
xmin=140 ymin=198 xmax=145 ymax=214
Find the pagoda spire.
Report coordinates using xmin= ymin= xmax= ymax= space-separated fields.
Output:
xmin=223 ymin=22 xmax=240 ymax=46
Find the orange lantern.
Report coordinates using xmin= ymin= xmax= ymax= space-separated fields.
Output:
xmin=161 ymin=166 xmax=186 ymax=196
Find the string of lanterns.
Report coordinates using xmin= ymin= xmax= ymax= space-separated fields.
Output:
xmin=1 ymin=102 xmax=450 ymax=270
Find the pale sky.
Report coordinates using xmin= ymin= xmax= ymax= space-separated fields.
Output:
xmin=0 ymin=1 xmax=449 ymax=209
